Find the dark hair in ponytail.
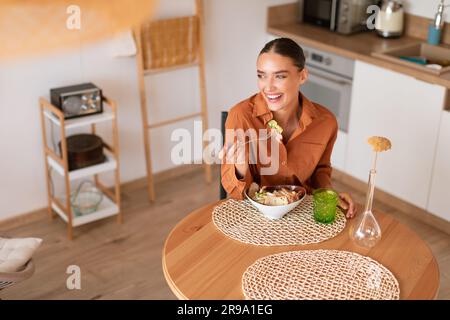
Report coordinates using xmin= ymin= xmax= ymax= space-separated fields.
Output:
xmin=259 ymin=38 xmax=305 ymax=70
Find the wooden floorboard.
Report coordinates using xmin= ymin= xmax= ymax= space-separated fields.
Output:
xmin=1 ymin=166 xmax=449 ymax=299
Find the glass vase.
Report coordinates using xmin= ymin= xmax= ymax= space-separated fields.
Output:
xmin=350 ymin=169 xmax=382 ymax=248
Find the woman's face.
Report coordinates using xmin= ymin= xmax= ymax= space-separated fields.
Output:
xmin=257 ymin=51 xmax=307 ymax=112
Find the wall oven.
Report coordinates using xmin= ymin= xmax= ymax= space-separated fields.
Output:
xmin=300 ymin=44 xmax=355 ymax=170
xmin=301 ymin=44 xmax=354 ymax=133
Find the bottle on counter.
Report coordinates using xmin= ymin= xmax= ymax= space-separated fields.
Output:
xmin=428 ymin=0 xmax=448 ymax=45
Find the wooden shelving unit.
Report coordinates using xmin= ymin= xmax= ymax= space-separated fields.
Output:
xmin=39 ymin=96 xmax=122 ymax=240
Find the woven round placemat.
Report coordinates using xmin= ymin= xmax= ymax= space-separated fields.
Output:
xmin=242 ymin=250 xmax=400 ymax=300
xmin=212 ymin=196 xmax=346 ymax=246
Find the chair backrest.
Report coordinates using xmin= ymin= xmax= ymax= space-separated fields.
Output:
xmin=220 ymin=111 xmax=228 ymax=200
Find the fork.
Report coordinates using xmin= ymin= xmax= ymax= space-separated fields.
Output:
xmin=235 ymin=130 xmax=281 ymax=146
xmin=217 ymin=130 xmax=281 ymax=159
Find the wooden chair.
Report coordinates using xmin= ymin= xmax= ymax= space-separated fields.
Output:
xmin=220 ymin=111 xmax=228 ymax=200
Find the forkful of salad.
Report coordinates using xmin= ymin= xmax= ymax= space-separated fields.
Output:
xmin=267 ymin=120 xmax=283 ymax=143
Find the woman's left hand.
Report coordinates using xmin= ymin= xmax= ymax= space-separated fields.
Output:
xmin=338 ymin=192 xmax=357 ymax=219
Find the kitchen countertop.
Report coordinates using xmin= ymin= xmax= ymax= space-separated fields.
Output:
xmin=267 ymin=22 xmax=450 ymax=90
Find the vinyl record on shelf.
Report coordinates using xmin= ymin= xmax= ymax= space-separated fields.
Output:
xmin=59 ymin=134 xmax=106 ymax=171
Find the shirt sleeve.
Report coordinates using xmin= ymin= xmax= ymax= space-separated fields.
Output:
xmin=221 ymin=110 xmax=254 ymax=200
xmin=310 ymin=119 xmax=338 ymax=190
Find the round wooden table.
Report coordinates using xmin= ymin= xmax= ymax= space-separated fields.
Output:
xmin=163 ymin=201 xmax=440 ymax=299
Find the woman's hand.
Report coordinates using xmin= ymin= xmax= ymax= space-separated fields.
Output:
xmin=338 ymin=192 xmax=357 ymax=219
xmin=218 ymin=142 xmax=248 ymax=179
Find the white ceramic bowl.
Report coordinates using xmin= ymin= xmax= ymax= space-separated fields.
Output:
xmin=245 ymin=185 xmax=306 ymax=220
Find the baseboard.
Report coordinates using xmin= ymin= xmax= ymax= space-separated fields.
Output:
xmin=0 ymin=209 xmax=48 ymax=232
xmin=0 ymin=164 xmax=219 ymax=231
xmin=333 ymin=169 xmax=450 ymax=236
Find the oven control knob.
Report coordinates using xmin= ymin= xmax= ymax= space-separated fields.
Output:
xmin=342 ymin=3 xmax=349 ymax=11
xmin=324 ymin=57 xmax=332 ymax=66
xmin=340 ymin=16 xmax=348 ymax=24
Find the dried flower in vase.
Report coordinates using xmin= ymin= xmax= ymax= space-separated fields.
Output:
xmin=368 ymin=136 xmax=392 ymax=153
xmin=349 ymin=136 xmax=392 ymax=249
xmin=367 ymin=136 xmax=392 ymax=173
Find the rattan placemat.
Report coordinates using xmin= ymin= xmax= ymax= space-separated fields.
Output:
xmin=242 ymin=250 xmax=400 ymax=300
xmin=212 ymin=196 xmax=346 ymax=246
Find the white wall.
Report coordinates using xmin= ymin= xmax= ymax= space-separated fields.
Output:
xmin=0 ymin=0 xmax=295 ymax=221
xmin=405 ymin=0 xmax=450 ymax=23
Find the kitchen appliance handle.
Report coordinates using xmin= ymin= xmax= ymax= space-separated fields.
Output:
xmin=330 ymin=0 xmax=338 ymax=31
xmin=308 ymin=69 xmax=352 ymax=86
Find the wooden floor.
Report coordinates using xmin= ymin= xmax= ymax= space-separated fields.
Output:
xmin=1 ymin=166 xmax=449 ymax=299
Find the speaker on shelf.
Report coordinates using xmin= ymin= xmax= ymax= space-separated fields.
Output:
xmin=50 ymin=83 xmax=103 ymax=120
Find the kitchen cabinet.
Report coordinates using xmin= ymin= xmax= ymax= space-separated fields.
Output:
xmin=428 ymin=111 xmax=450 ymax=221
xmin=346 ymin=61 xmax=446 ymax=209
xmin=331 ymin=131 xmax=347 ymax=171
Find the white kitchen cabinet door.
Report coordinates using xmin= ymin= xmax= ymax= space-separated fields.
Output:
xmin=346 ymin=61 xmax=445 ymax=209
xmin=428 ymin=111 xmax=450 ymax=221
xmin=332 ymin=130 xmax=347 ymax=171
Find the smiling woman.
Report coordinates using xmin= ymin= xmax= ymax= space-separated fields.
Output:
xmin=220 ymin=37 xmax=357 ymax=219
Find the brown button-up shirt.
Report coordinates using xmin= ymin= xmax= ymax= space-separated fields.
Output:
xmin=221 ymin=91 xmax=338 ymax=200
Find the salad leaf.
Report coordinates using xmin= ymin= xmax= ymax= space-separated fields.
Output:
xmin=268 ymin=120 xmax=283 ymax=134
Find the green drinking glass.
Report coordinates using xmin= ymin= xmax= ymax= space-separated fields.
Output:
xmin=313 ymin=188 xmax=338 ymax=224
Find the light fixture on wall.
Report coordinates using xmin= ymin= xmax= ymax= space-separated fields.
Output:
xmin=0 ymin=0 xmax=157 ymax=60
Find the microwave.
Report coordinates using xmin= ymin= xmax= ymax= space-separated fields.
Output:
xmin=302 ymin=0 xmax=380 ymax=35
